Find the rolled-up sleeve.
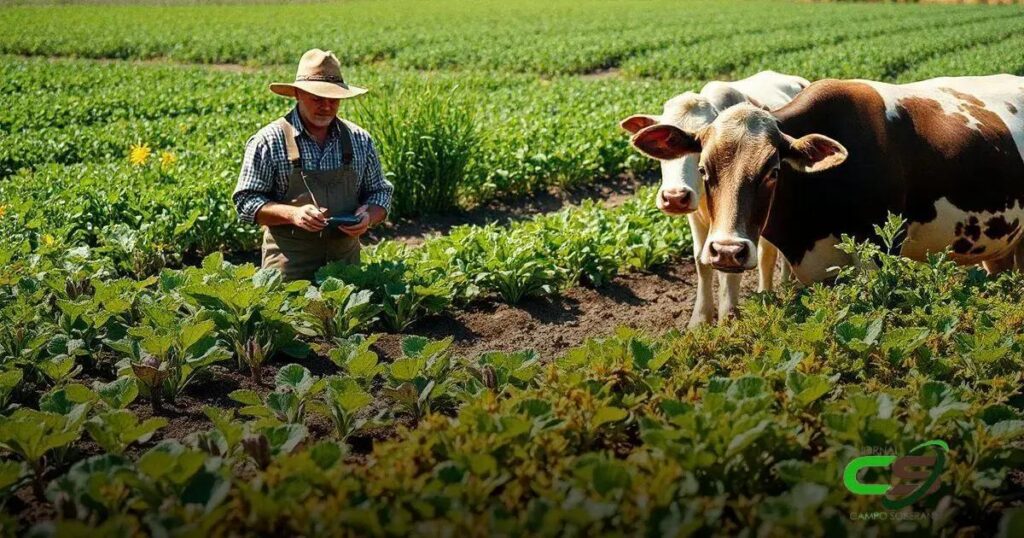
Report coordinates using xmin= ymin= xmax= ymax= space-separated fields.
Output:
xmin=233 ymin=135 xmax=276 ymax=224
xmin=359 ymin=135 xmax=394 ymax=215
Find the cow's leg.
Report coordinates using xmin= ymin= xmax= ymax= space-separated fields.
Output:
xmin=780 ymin=258 xmax=792 ymax=283
xmin=1015 ymin=241 xmax=1024 ymax=272
xmin=984 ymin=251 xmax=1017 ymax=275
xmin=757 ymin=239 xmax=778 ymax=292
xmin=688 ymin=213 xmax=715 ymax=328
xmin=717 ymin=271 xmax=742 ymax=323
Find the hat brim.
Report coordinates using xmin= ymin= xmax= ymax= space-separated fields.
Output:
xmin=269 ymin=80 xmax=368 ymax=99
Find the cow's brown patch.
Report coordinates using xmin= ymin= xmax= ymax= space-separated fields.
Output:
xmin=952 ymin=237 xmax=974 ymax=254
xmin=886 ymin=91 xmax=1024 ymax=226
xmin=1008 ymin=102 xmax=1019 ymax=115
xmin=984 ymin=215 xmax=1019 ymax=239
xmin=896 ymin=96 xmax=968 ymax=153
xmin=756 ymin=79 xmax=1024 ymax=275
xmin=962 ymin=102 xmax=1014 ymax=145
xmin=941 ymin=87 xmax=985 ymax=107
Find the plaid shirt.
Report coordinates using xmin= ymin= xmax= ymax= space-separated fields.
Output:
xmin=233 ymin=107 xmax=394 ymax=224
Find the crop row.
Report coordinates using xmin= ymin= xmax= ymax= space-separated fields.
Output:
xmin=1 ymin=1 xmax=1017 ymax=76
xmin=897 ymin=31 xmax=1024 ymax=83
xmin=0 ymin=58 xmax=275 ymax=132
xmin=620 ymin=7 xmax=1004 ymax=80
xmin=2 ymin=220 xmax=1022 ymax=535
xmin=739 ymin=11 xmax=1024 ymax=82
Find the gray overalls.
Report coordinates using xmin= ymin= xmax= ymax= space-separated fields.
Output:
xmin=261 ymin=117 xmax=361 ymax=281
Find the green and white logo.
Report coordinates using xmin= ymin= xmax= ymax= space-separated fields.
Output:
xmin=843 ymin=440 xmax=949 ymax=510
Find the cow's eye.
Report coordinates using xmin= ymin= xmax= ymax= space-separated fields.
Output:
xmin=698 ymin=166 xmax=708 ymax=179
xmin=765 ymin=168 xmax=779 ymax=182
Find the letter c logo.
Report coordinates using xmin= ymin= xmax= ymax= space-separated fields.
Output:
xmin=843 ymin=455 xmax=896 ymax=495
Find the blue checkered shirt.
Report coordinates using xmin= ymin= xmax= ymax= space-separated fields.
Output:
xmin=233 ymin=107 xmax=394 ymax=224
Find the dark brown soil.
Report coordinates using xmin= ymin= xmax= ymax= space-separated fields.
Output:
xmin=372 ymin=267 xmax=697 ymax=360
xmin=371 ymin=260 xmax=760 ymax=361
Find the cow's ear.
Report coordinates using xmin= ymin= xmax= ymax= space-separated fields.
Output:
xmin=630 ymin=124 xmax=701 ymax=160
xmin=619 ymin=114 xmax=659 ymax=134
xmin=782 ymin=133 xmax=847 ymax=173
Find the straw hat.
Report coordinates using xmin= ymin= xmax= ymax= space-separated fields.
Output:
xmin=270 ymin=49 xmax=367 ymax=99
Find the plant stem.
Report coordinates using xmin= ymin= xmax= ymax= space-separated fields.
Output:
xmin=151 ymin=389 xmax=163 ymax=414
xmin=31 ymin=459 xmax=46 ymax=501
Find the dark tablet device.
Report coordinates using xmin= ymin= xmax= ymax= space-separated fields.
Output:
xmin=327 ymin=214 xmax=364 ymax=227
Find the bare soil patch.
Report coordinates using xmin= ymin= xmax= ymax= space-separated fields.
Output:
xmin=372 ymin=259 xmax=761 ymax=361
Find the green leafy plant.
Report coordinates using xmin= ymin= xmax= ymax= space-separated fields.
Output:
xmin=230 ymin=364 xmax=326 ymax=425
xmin=327 ymin=334 xmax=386 ymax=384
xmin=110 ymin=301 xmax=230 ymax=412
xmin=0 ymin=408 xmax=86 ymax=499
xmin=84 ymin=410 xmax=167 ymax=456
xmin=174 ymin=258 xmax=312 ymax=384
xmin=312 ymin=377 xmax=374 ymax=441
xmin=317 ymin=259 xmax=451 ymax=331
xmin=304 ymin=277 xmax=381 ymax=340
xmin=382 ymin=336 xmax=456 ymax=421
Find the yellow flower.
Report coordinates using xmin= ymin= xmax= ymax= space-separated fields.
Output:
xmin=129 ymin=143 xmax=152 ymax=166
xmin=160 ymin=151 xmax=177 ymax=171
xmin=42 ymin=234 xmax=55 ymax=246
xmin=0 ymin=205 xmax=6 ymax=218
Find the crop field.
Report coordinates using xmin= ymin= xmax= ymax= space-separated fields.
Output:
xmin=2 ymin=0 xmax=1024 ymax=536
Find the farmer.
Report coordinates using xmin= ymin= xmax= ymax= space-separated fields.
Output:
xmin=233 ymin=48 xmax=393 ymax=281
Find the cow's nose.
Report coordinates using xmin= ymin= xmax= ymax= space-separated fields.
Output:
xmin=658 ymin=187 xmax=694 ymax=214
xmin=708 ymin=240 xmax=750 ymax=271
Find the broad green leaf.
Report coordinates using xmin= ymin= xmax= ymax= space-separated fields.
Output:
xmin=275 ymin=364 xmax=313 ymax=393
xmin=592 ymin=406 xmax=628 ymax=428
xmin=228 ymin=390 xmax=262 ymax=406
xmin=180 ymin=319 xmax=216 ymax=352
xmin=0 ymin=460 xmax=25 ymax=491
xmin=347 ymin=351 xmax=380 ymax=378
xmin=0 ymin=369 xmax=23 ymax=392
xmin=390 ymin=358 xmax=422 ymax=382
xmin=95 ymin=377 xmax=139 ymax=409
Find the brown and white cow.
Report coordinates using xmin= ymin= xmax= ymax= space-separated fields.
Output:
xmin=627 ymin=75 xmax=1024 ymax=283
xmin=621 ymin=70 xmax=808 ymax=327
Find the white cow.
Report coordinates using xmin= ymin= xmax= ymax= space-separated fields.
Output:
xmin=621 ymin=71 xmax=809 ymax=327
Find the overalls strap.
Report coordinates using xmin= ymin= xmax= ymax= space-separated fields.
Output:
xmin=337 ymin=120 xmax=355 ymax=166
xmin=276 ymin=118 xmax=302 ymax=164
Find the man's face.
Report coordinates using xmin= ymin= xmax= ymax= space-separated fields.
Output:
xmin=295 ymin=89 xmax=341 ymax=128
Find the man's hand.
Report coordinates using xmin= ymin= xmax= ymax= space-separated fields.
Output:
xmin=292 ymin=204 xmax=328 ymax=232
xmin=338 ymin=205 xmax=370 ymax=237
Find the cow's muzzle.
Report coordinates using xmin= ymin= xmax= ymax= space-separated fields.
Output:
xmin=656 ymin=186 xmax=697 ymax=215
xmin=707 ymin=239 xmax=754 ymax=272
